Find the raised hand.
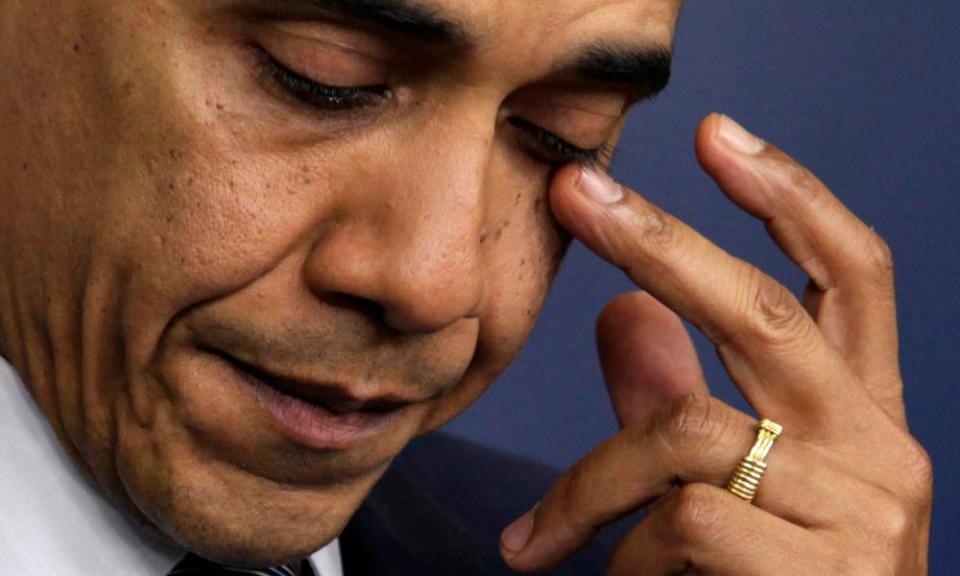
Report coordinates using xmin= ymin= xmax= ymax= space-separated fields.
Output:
xmin=500 ymin=114 xmax=932 ymax=575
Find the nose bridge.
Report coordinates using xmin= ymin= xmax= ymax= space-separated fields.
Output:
xmin=378 ymin=116 xmax=490 ymax=330
xmin=305 ymin=109 xmax=493 ymax=334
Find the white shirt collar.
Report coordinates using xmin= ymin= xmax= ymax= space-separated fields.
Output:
xmin=0 ymin=357 xmax=342 ymax=575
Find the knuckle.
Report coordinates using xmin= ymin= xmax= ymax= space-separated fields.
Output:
xmin=664 ymin=483 xmax=725 ymax=544
xmin=556 ymin=460 xmax=589 ymax=518
xmin=861 ymin=231 xmax=895 ymax=284
xmin=552 ymin=457 xmax=602 ymax=533
xmin=899 ymin=438 xmax=934 ymax=504
xmin=777 ymin=159 xmax=824 ymax=203
xmin=738 ymin=266 xmax=812 ymax=348
xmin=633 ymin=205 xmax=683 ymax=253
xmin=869 ymin=490 xmax=914 ymax=550
xmin=656 ymin=394 xmax=727 ymax=456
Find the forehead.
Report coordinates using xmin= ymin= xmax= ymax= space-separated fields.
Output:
xmin=271 ymin=0 xmax=682 ymax=53
xmin=442 ymin=0 xmax=681 ymax=40
xmin=478 ymin=0 xmax=680 ymax=78
xmin=274 ymin=0 xmax=683 ymax=89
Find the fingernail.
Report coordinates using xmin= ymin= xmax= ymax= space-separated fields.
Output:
xmin=717 ymin=114 xmax=765 ymax=155
xmin=576 ymin=167 xmax=624 ymax=205
xmin=501 ymin=506 xmax=536 ymax=557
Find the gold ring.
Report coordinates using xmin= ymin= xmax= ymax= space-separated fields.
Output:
xmin=725 ymin=418 xmax=783 ymax=503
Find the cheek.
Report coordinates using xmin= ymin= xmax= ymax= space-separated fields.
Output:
xmin=486 ymin=183 xmax=569 ymax=355
xmin=489 ymin=196 xmax=567 ymax=325
xmin=99 ymin=145 xmax=331 ymax=371
xmin=480 ymin=155 xmax=571 ymax=352
xmin=89 ymin=28 xmax=361 ymax=379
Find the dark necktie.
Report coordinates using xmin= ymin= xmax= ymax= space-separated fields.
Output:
xmin=167 ymin=552 xmax=317 ymax=576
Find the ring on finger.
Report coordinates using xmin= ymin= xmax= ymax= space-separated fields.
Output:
xmin=725 ymin=418 xmax=783 ymax=503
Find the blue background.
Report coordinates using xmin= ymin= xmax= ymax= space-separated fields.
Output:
xmin=443 ymin=2 xmax=960 ymax=573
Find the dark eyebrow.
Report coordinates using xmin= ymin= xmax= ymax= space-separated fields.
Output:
xmin=565 ymin=44 xmax=673 ymax=96
xmin=302 ymin=0 xmax=471 ymax=47
xmin=283 ymin=0 xmax=671 ymax=94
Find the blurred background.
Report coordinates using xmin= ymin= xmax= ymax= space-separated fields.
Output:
xmin=442 ymin=2 xmax=959 ymax=573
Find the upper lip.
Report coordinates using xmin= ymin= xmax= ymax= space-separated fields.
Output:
xmin=207 ymin=347 xmax=417 ymax=414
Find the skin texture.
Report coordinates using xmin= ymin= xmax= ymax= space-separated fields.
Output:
xmin=500 ymin=118 xmax=933 ymax=574
xmin=0 ymin=0 xmax=933 ymax=573
xmin=0 ymin=0 xmax=681 ymax=566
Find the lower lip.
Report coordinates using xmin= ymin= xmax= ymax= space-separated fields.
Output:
xmin=223 ymin=359 xmax=404 ymax=450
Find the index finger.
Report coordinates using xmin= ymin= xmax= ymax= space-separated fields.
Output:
xmin=548 ymin=163 xmax=877 ymax=436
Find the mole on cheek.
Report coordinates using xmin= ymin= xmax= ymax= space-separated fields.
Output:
xmin=294 ymin=164 xmax=317 ymax=187
xmin=491 ymin=219 xmax=512 ymax=242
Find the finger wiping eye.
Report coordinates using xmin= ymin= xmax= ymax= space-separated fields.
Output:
xmin=548 ymin=160 xmax=874 ymax=435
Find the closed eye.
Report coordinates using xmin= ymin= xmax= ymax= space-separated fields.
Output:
xmin=253 ymin=45 xmax=614 ymax=168
xmin=508 ymin=117 xmax=614 ymax=168
xmin=253 ymin=45 xmax=391 ymax=111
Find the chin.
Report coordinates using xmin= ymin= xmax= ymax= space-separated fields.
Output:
xmin=121 ymin=439 xmax=387 ymax=566
xmin=100 ymin=311 xmax=475 ymax=565
xmin=109 ymin=367 xmax=400 ymax=567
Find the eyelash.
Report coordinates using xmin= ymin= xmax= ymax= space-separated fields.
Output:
xmin=253 ymin=46 xmax=391 ymax=110
xmin=254 ymin=46 xmax=614 ymax=167
xmin=507 ymin=117 xmax=615 ymax=168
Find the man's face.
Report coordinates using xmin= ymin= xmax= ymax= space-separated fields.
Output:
xmin=0 ymin=0 xmax=679 ymax=565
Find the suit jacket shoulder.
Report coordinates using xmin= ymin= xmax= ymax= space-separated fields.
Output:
xmin=340 ymin=432 xmax=633 ymax=575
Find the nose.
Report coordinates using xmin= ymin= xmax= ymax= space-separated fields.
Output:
xmin=303 ymin=120 xmax=490 ymax=334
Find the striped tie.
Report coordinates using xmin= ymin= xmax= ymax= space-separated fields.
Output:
xmin=168 ymin=553 xmax=316 ymax=576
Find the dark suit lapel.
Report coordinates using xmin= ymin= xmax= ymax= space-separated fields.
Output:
xmin=340 ymin=461 xmax=505 ymax=576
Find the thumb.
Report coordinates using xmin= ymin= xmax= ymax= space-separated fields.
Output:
xmin=597 ymin=291 xmax=708 ymax=429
